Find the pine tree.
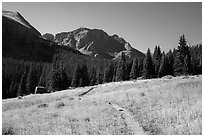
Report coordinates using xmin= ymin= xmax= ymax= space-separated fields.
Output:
xmin=79 ymin=78 xmax=84 ymax=87
xmin=38 ymin=75 xmax=44 ymax=86
xmin=174 ymin=34 xmax=192 ymax=75
xmin=71 ymin=64 xmax=80 ymax=87
xmin=2 ymin=70 xmax=10 ymax=99
xmin=103 ymin=63 xmax=114 ymax=83
xmin=112 ymin=64 xmax=117 ymax=82
xmin=89 ymin=67 xmax=97 ymax=86
xmin=115 ymin=59 xmax=125 ymax=81
xmin=9 ymin=81 xmax=15 ymax=98
xmin=17 ymin=71 xmax=27 ymax=96
xmin=51 ymin=59 xmax=69 ymax=91
xmin=153 ymin=45 xmax=162 ymax=77
xmin=138 ymin=59 xmax=144 ymax=77
xmin=96 ymin=66 xmax=104 ymax=84
xmin=130 ymin=58 xmax=139 ymax=79
xmin=198 ymin=57 xmax=202 ymax=74
xmin=184 ymin=55 xmax=193 ymax=75
xmin=38 ymin=65 xmax=47 ymax=87
xmin=158 ymin=52 xmax=169 ymax=77
xmin=143 ymin=48 xmax=155 ymax=79
xmin=166 ymin=50 xmax=174 ymax=76
xmin=124 ymin=60 xmax=132 ymax=80
xmin=58 ymin=60 xmax=69 ymax=90
xmin=26 ymin=64 xmax=37 ymax=94
xmin=79 ymin=63 xmax=89 ymax=87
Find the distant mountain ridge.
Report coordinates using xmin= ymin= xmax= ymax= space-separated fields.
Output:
xmin=3 ymin=10 xmax=41 ymax=36
xmin=3 ymin=10 xmax=145 ymax=61
xmin=2 ymin=10 xmax=81 ymax=62
xmin=49 ymin=27 xmax=145 ymax=59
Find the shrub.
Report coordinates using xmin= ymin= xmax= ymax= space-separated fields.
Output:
xmin=140 ymin=92 xmax=145 ymax=97
xmin=2 ymin=123 xmax=15 ymax=135
xmin=17 ymin=96 xmax=22 ymax=99
xmin=56 ymin=101 xmax=65 ymax=108
xmin=37 ymin=103 xmax=48 ymax=108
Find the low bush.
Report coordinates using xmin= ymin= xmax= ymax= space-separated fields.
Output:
xmin=37 ymin=103 xmax=48 ymax=108
xmin=56 ymin=101 xmax=65 ymax=108
xmin=2 ymin=123 xmax=15 ymax=135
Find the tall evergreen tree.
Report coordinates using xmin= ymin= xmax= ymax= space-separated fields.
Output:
xmin=115 ymin=59 xmax=125 ymax=81
xmin=138 ymin=59 xmax=144 ymax=77
xmin=51 ymin=59 xmax=69 ymax=91
xmin=58 ymin=60 xmax=69 ymax=90
xmin=71 ymin=64 xmax=80 ymax=87
xmin=89 ymin=67 xmax=97 ymax=86
xmin=96 ymin=66 xmax=104 ymax=84
xmin=166 ymin=50 xmax=174 ymax=76
xmin=103 ymin=63 xmax=114 ymax=83
xmin=130 ymin=58 xmax=139 ymax=79
xmin=17 ymin=71 xmax=27 ymax=96
xmin=124 ymin=60 xmax=132 ymax=80
xmin=174 ymin=34 xmax=192 ymax=75
xmin=26 ymin=64 xmax=37 ymax=94
xmin=184 ymin=55 xmax=193 ymax=75
xmin=143 ymin=48 xmax=155 ymax=79
xmin=158 ymin=52 xmax=169 ymax=77
xmin=2 ymin=70 xmax=10 ymax=99
xmin=153 ymin=45 xmax=162 ymax=77
xmin=38 ymin=67 xmax=47 ymax=87
xmin=79 ymin=63 xmax=89 ymax=87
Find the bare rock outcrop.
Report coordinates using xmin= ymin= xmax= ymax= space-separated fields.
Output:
xmin=42 ymin=33 xmax=54 ymax=42
xmin=54 ymin=27 xmax=145 ymax=59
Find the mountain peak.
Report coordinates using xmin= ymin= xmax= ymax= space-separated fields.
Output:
xmin=54 ymin=28 xmax=145 ymax=59
xmin=2 ymin=10 xmax=41 ymax=36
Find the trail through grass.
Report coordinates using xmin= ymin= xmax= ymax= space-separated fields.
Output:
xmin=2 ymin=75 xmax=202 ymax=135
xmin=110 ymin=102 xmax=145 ymax=134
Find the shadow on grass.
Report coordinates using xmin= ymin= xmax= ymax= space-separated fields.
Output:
xmin=2 ymin=122 xmax=16 ymax=135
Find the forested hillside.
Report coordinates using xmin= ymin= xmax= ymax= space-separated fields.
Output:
xmin=2 ymin=10 xmax=201 ymax=99
xmin=3 ymin=35 xmax=202 ymax=99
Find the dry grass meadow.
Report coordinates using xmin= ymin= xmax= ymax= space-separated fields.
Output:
xmin=2 ymin=75 xmax=202 ymax=135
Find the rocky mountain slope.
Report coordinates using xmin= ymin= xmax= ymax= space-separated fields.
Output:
xmin=42 ymin=33 xmax=54 ymax=42
xmin=2 ymin=10 xmax=81 ymax=62
xmin=53 ymin=28 xmax=145 ymax=59
xmin=3 ymin=10 xmax=145 ymax=61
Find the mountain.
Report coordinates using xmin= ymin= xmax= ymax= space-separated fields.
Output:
xmin=54 ymin=28 xmax=145 ymax=59
xmin=2 ymin=10 xmax=145 ymax=61
xmin=2 ymin=10 xmax=81 ymax=62
xmin=2 ymin=10 xmax=41 ymax=36
xmin=42 ymin=33 xmax=54 ymax=42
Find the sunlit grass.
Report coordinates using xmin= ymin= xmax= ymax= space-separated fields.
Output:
xmin=2 ymin=75 xmax=202 ymax=135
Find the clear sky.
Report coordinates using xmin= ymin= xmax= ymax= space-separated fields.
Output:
xmin=2 ymin=2 xmax=202 ymax=53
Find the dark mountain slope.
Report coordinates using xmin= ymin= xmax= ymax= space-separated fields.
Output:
xmin=2 ymin=10 xmax=82 ymax=62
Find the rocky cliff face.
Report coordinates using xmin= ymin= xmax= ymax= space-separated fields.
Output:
xmin=54 ymin=28 xmax=145 ymax=59
xmin=42 ymin=33 xmax=54 ymax=42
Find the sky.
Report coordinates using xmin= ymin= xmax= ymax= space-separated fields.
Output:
xmin=2 ymin=2 xmax=202 ymax=53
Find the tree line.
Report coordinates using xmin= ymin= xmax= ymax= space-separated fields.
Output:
xmin=2 ymin=34 xmax=202 ymax=99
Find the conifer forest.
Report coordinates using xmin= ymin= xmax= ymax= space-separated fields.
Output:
xmin=2 ymin=35 xmax=202 ymax=99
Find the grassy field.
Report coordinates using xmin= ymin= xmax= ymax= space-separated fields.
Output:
xmin=2 ymin=75 xmax=202 ymax=135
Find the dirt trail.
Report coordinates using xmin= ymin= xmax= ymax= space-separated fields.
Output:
xmin=110 ymin=103 xmax=145 ymax=135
